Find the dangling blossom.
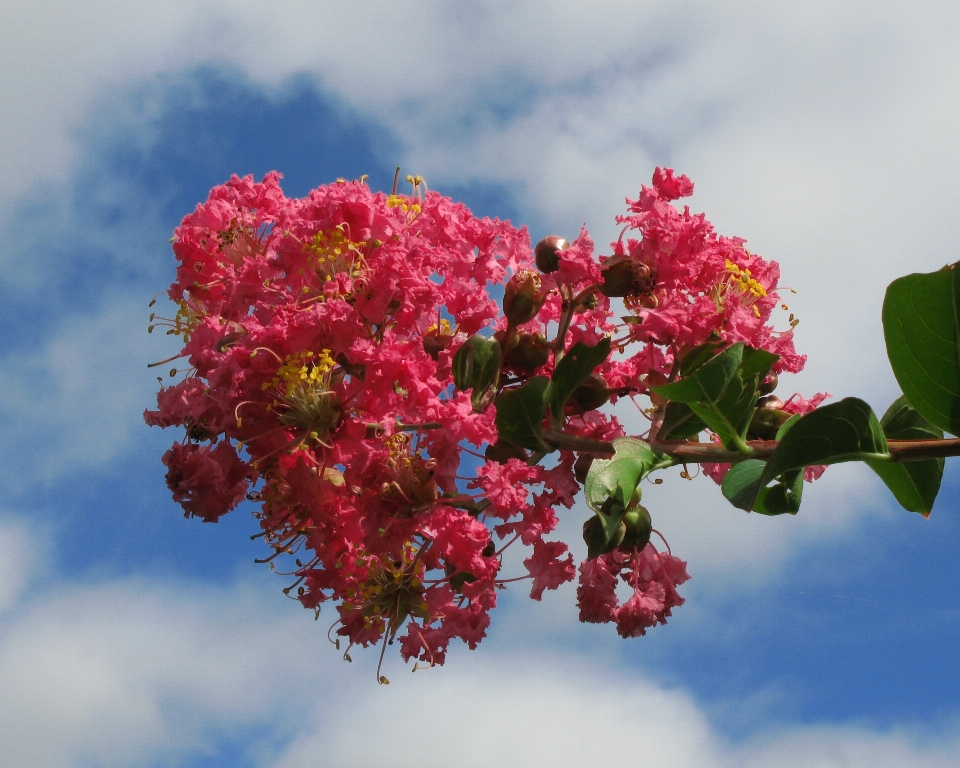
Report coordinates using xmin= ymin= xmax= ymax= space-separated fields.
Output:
xmin=577 ymin=542 xmax=690 ymax=637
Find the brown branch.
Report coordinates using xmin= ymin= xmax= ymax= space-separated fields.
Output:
xmin=887 ymin=438 xmax=960 ymax=462
xmin=542 ymin=429 xmax=960 ymax=464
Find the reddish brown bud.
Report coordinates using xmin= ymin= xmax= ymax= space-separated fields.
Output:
xmin=574 ymin=453 xmax=595 ymax=484
xmin=423 ymin=330 xmax=455 ymax=360
xmin=599 ymin=254 xmax=658 ymax=298
xmin=534 ymin=235 xmax=569 ymax=273
xmin=758 ymin=373 xmax=779 ymax=396
xmin=566 ymin=374 xmax=611 ymax=414
xmin=748 ymin=396 xmax=792 ymax=440
xmin=484 ymin=439 xmax=528 ymax=464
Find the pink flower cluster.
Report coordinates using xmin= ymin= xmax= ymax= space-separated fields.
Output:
xmin=146 ymin=168 xmax=821 ymax=670
xmin=606 ymin=168 xmax=803 ymax=382
xmin=146 ymin=173 xmax=595 ymax=669
xmin=577 ymin=544 xmax=690 ymax=637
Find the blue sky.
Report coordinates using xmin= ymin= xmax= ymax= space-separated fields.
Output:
xmin=3 ymin=3 xmax=960 ymax=766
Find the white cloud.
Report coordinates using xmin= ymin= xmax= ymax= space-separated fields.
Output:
xmin=0 ymin=295 xmax=176 ymax=486
xmin=2 ymin=529 xmax=957 ymax=768
xmin=0 ymin=569 xmax=330 ymax=768
xmin=268 ymin=652 xmax=960 ymax=768
xmin=0 ymin=517 xmax=44 ymax=612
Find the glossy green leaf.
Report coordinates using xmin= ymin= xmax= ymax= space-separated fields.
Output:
xmin=753 ymin=469 xmax=803 ymax=516
xmin=776 ymin=414 xmax=802 ymax=440
xmin=494 ymin=377 xmax=552 ymax=452
xmin=721 ymin=459 xmax=766 ymax=510
xmin=550 ymin=338 xmax=611 ymax=421
xmin=678 ymin=340 xmax=727 ymax=376
xmin=584 ymin=438 xmax=663 ymax=514
xmin=652 ymin=343 xmax=778 ymax=451
xmin=653 ymin=343 xmax=744 ymax=404
xmin=452 ymin=335 xmax=501 ymax=409
xmin=722 ymin=460 xmax=804 ymax=515
xmin=760 ymin=398 xmax=889 ymax=489
xmin=882 ymin=265 xmax=960 ymax=435
xmin=865 ymin=394 xmax=944 ymax=515
xmin=584 ymin=438 xmax=665 ymax=548
xmin=658 ymin=401 xmax=708 ymax=440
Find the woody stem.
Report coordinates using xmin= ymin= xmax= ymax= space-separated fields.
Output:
xmin=540 ymin=430 xmax=960 ymax=464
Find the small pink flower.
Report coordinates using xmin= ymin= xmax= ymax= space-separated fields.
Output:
xmin=162 ymin=441 xmax=250 ymax=522
xmin=524 ymin=539 xmax=576 ymax=600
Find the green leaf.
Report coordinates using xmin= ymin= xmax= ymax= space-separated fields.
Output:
xmin=651 ymin=343 xmax=779 ymax=451
xmin=865 ymin=394 xmax=944 ymax=515
xmin=550 ymin=338 xmax=611 ymax=421
xmin=653 ymin=343 xmax=744 ymax=404
xmin=584 ymin=438 xmax=665 ymax=548
xmin=721 ymin=459 xmax=766 ymax=510
xmin=494 ymin=377 xmax=552 ymax=452
xmin=776 ymin=413 xmax=802 ymax=440
xmin=584 ymin=438 xmax=663 ymax=514
xmin=452 ymin=335 xmax=502 ymax=409
xmin=658 ymin=401 xmax=708 ymax=440
xmin=678 ymin=340 xmax=727 ymax=376
xmin=740 ymin=346 xmax=780 ymax=381
xmin=882 ymin=265 xmax=960 ymax=435
xmin=753 ymin=469 xmax=803 ymax=516
xmin=760 ymin=398 xmax=889 ymax=489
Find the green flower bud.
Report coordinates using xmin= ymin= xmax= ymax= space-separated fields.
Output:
xmin=503 ymin=270 xmax=546 ymax=326
xmin=583 ymin=515 xmax=626 ymax=560
xmin=574 ymin=293 xmax=599 ymax=313
xmin=503 ymin=332 xmax=551 ymax=373
xmin=620 ymin=504 xmax=652 ymax=550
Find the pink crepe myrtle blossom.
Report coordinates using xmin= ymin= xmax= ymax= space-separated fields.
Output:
xmin=146 ymin=167 xmax=811 ymax=672
xmin=577 ymin=543 xmax=690 ymax=636
xmin=607 ymin=167 xmax=805 ymax=388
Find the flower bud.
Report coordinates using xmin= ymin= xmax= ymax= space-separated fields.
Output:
xmin=503 ymin=270 xmax=545 ymax=326
xmin=583 ymin=515 xmax=625 ymax=560
xmin=484 ymin=439 xmax=528 ymax=464
xmin=620 ymin=504 xmax=652 ymax=550
xmin=748 ymin=396 xmax=792 ymax=440
xmin=599 ymin=254 xmax=658 ymax=298
xmin=423 ymin=329 xmax=455 ymax=360
xmin=534 ymin=235 xmax=569 ymax=273
xmin=503 ymin=332 xmax=551 ymax=373
xmin=566 ymin=374 xmax=611 ymax=414
xmin=758 ymin=373 xmax=779 ymax=396
xmin=574 ymin=453 xmax=595 ymax=484
xmin=574 ymin=293 xmax=599 ymax=313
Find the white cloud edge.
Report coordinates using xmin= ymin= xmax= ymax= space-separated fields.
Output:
xmin=1 ymin=514 xmax=959 ymax=768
